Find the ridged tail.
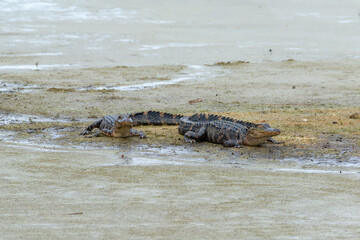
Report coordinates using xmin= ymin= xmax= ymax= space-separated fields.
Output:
xmin=128 ymin=111 xmax=183 ymax=126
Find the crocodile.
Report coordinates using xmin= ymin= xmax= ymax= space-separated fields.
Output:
xmin=80 ymin=111 xmax=182 ymax=138
xmin=178 ymin=114 xmax=282 ymax=147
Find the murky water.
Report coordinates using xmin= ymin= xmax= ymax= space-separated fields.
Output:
xmin=1 ymin=0 xmax=360 ymax=70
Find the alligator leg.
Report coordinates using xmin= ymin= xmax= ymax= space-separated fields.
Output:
xmin=130 ymin=129 xmax=146 ymax=138
xmin=84 ymin=130 xmax=104 ymax=138
xmin=223 ymin=140 xmax=244 ymax=148
xmin=184 ymin=126 xmax=207 ymax=143
xmin=267 ymin=137 xmax=284 ymax=144
xmin=84 ymin=129 xmax=113 ymax=138
xmin=80 ymin=119 xmax=102 ymax=135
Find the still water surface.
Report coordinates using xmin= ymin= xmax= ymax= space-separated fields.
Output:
xmin=1 ymin=0 xmax=360 ymax=69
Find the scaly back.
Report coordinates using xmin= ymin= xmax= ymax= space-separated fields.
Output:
xmin=127 ymin=111 xmax=183 ymax=126
xmin=188 ymin=113 xmax=258 ymax=128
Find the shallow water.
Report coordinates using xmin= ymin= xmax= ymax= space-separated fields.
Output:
xmin=0 ymin=81 xmax=40 ymax=93
xmin=0 ymin=64 xmax=78 ymax=71
xmin=0 ymin=112 xmax=85 ymax=125
xmin=1 ymin=0 xmax=360 ymax=69
xmin=78 ymin=65 xmax=224 ymax=91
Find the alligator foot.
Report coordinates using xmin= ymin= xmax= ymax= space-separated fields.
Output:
xmin=80 ymin=130 xmax=91 ymax=135
xmin=84 ymin=131 xmax=103 ymax=138
xmin=184 ymin=136 xmax=196 ymax=144
xmin=223 ymin=140 xmax=244 ymax=148
xmin=267 ymin=138 xmax=284 ymax=144
xmin=234 ymin=145 xmax=244 ymax=148
xmin=130 ymin=129 xmax=146 ymax=138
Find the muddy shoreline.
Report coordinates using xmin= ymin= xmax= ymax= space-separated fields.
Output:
xmin=1 ymin=59 xmax=360 ymax=239
xmin=1 ymin=59 xmax=360 ymax=160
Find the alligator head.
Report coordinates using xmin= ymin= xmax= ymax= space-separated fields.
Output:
xmin=243 ymin=123 xmax=281 ymax=146
xmin=117 ymin=114 xmax=133 ymax=123
xmin=113 ymin=115 xmax=134 ymax=137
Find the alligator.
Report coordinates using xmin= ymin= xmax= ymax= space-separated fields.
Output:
xmin=80 ymin=111 xmax=182 ymax=138
xmin=80 ymin=114 xmax=146 ymax=138
xmin=80 ymin=111 xmax=282 ymax=147
xmin=178 ymin=113 xmax=282 ymax=147
xmin=129 ymin=111 xmax=182 ymax=126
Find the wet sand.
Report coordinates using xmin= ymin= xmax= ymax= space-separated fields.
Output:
xmin=2 ymin=143 xmax=360 ymax=239
xmin=1 ymin=60 xmax=360 ymax=115
xmin=1 ymin=60 xmax=360 ymax=239
xmin=2 ymin=0 xmax=360 ymax=238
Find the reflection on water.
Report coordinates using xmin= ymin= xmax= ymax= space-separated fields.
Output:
xmin=0 ymin=64 xmax=78 ymax=71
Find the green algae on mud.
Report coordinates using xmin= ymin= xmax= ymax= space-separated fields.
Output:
xmin=1 ymin=106 xmax=359 ymax=162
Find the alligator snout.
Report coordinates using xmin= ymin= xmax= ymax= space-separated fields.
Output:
xmin=274 ymin=128 xmax=281 ymax=133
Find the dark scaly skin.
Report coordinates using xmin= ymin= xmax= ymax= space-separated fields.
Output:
xmin=81 ymin=111 xmax=282 ymax=146
xmin=189 ymin=113 xmax=282 ymax=144
xmin=181 ymin=113 xmax=258 ymax=129
xmin=128 ymin=111 xmax=183 ymax=126
xmin=80 ymin=111 xmax=183 ymax=138
xmin=80 ymin=115 xmax=146 ymax=138
xmin=179 ymin=115 xmax=282 ymax=147
xmin=178 ymin=113 xmax=252 ymax=137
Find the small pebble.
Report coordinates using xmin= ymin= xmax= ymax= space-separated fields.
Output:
xmin=188 ymin=98 xmax=203 ymax=104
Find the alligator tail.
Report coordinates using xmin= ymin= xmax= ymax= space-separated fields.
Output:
xmin=128 ymin=111 xmax=183 ymax=126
